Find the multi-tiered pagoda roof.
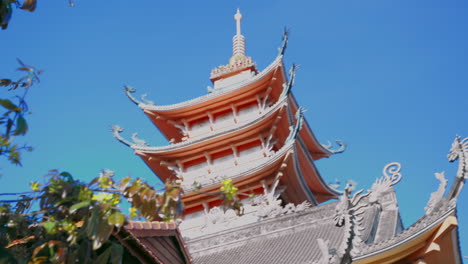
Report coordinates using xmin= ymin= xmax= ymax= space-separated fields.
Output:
xmin=113 ymin=9 xmax=345 ymax=214
xmin=113 ymin=9 xmax=465 ymax=264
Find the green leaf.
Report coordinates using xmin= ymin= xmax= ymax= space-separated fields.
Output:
xmin=0 ymin=99 xmax=21 ymax=112
xmin=108 ymin=212 xmax=125 ymax=228
xmin=13 ymin=115 xmax=28 ymax=135
xmin=93 ymin=217 xmax=113 ymax=250
xmin=110 ymin=243 xmax=123 ymax=264
xmin=69 ymin=201 xmax=91 ymax=214
xmin=94 ymin=244 xmax=112 ymax=264
xmin=43 ymin=221 xmax=57 ymax=234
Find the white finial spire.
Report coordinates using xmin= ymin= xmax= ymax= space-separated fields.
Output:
xmin=234 ymin=8 xmax=242 ymax=35
xmin=231 ymin=9 xmax=246 ymax=61
xmin=210 ymin=8 xmax=256 ymax=83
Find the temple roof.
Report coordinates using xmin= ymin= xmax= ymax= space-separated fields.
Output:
xmin=355 ymin=202 xmax=461 ymax=263
xmin=184 ymin=197 xmax=461 ymax=264
xmin=184 ymin=197 xmax=389 ymax=264
xmin=115 ymin=221 xmax=192 ymax=264
xmin=126 ymin=55 xmax=283 ymax=114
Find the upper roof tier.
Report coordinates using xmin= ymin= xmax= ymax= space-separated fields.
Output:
xmin=125 ymin=54 xmax=283 ymax=119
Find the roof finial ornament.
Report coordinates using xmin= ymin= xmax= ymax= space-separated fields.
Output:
xmin=235 ymin=8 xmax=242 ymax=35
xmin=230 ymin=9 xmax=246 ymax=63
xmin=210 ymin=9 xmax=256 ymax=82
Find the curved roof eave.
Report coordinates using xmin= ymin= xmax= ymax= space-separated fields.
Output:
xmin=128 ymin=96 xmax=288 ymax=154
xmin=136 ymin=55 xmax=284 ymax=112
xmin=296 ymin=136 xmax=341 ymax=198
xmin=278 ymin=65 xmax=334 ymax=158
xmin=287 ymin=94 xmax=334 ymax=157
xmin=282 ymin=100 xmax=338 ymax=197
xmin=290 ymin=145 xmax=319 ymax=205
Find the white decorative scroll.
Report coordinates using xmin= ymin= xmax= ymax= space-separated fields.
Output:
xmin=368 ymin=162 xmax=402 ymax=204
xmin=161 ymin=161 xmax=184 ymax=179
xmin=202 ymin=203 xmax=238 ymax=227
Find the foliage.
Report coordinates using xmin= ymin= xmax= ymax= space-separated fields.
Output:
xmin=220 ymin=179 xmax=243 ymax=215
xmin=0 ymin=169 xmax=247 ymax=263
xmin=0 ymin=169 xmax=183 ymax=263
xmin=0 ymin=0 xmax=74 ymax=30
xmin=0 ymin=60 xmax=243 ymax=263
xmin=0 ymin=59 xmax=42 ymax=165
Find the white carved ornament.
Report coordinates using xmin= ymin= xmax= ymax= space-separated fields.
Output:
xmin=424 ymin=172 xmax=447 ymax=215
xmin=368 ymin=162 xmax=402 ymax=204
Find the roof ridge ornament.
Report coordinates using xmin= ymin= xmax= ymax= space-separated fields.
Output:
xmin=140 ymin=94 xmax=154 ymax=105
xmin=131 ymin=133 xmax=149 ymax=147
xmin=333 ymin=162 xmax=403 ymax=262
xmin=112 ymin=125 xmax=151 ymax=147
xmin=280 ymin=64 xmax=297 ymax=99
xmin=124 ymin=85 xmax=155 ymax=106
xmin=424 ymin=171 xmax=448 ymax=215
xmin=321 ymin=140 xmax=347 ymax=154
xmin=285 ymin=108 xmax=305 ymax=143
xmin=278 ymin=27 xmax=289 ymax=56
xmin=368 ymin=162 xmax=402 ymax=204
xmin=447 ymin=135 xmax=468 ymax=200
xmin=112 ymin=125 xmax=132 ymax=147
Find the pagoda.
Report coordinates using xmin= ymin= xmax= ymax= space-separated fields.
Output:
xmin=113 ymin=9 xmax=344 ymax=217
xmin=113 ymin=10 xmax=465 ymax=264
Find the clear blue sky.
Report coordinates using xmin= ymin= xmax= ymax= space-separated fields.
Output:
xmin=1 ymin=0 xmax=467 ymax=259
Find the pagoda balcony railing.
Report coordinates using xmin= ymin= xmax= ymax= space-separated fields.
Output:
xmin=182 ymin=140 xmax=294 ymax=192
xmin=187 ymin=104 xmax=261 ymax=139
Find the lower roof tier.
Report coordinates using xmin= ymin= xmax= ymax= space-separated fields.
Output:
xmin=176 ymin=138 xmax=340 ymax=214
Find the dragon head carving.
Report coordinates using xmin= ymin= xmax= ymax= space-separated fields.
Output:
xmin=448 ymin=136 xmax=462 ymax=162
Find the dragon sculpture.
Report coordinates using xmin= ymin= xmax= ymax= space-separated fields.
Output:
xmin=424 ymin=135 xmax=468 ymax=215
xmin=324 ymin=162 xmax=403 ymax=264
xmin=112 ymin=125 xmax=151 ymax=147
xmin=124 ymin=85 xmax=143 ymax=105
xmin=124 ymin=85 xmax=155 ymax=106
xmin=447 ymin=135 xmax=468 ymax=200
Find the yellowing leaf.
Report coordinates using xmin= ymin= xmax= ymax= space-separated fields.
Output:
xmin=5 ymin=235 xmax=34 ymax=248
xmin=0 ymin=99 xmax=21 ymax=112
xmin=29 ymin=181 xmax=41 ymax=191
xmin=108 ymin=212 xmax=125 ymax=228
xmin=69 ymin=201 xmax=91 ymax=214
